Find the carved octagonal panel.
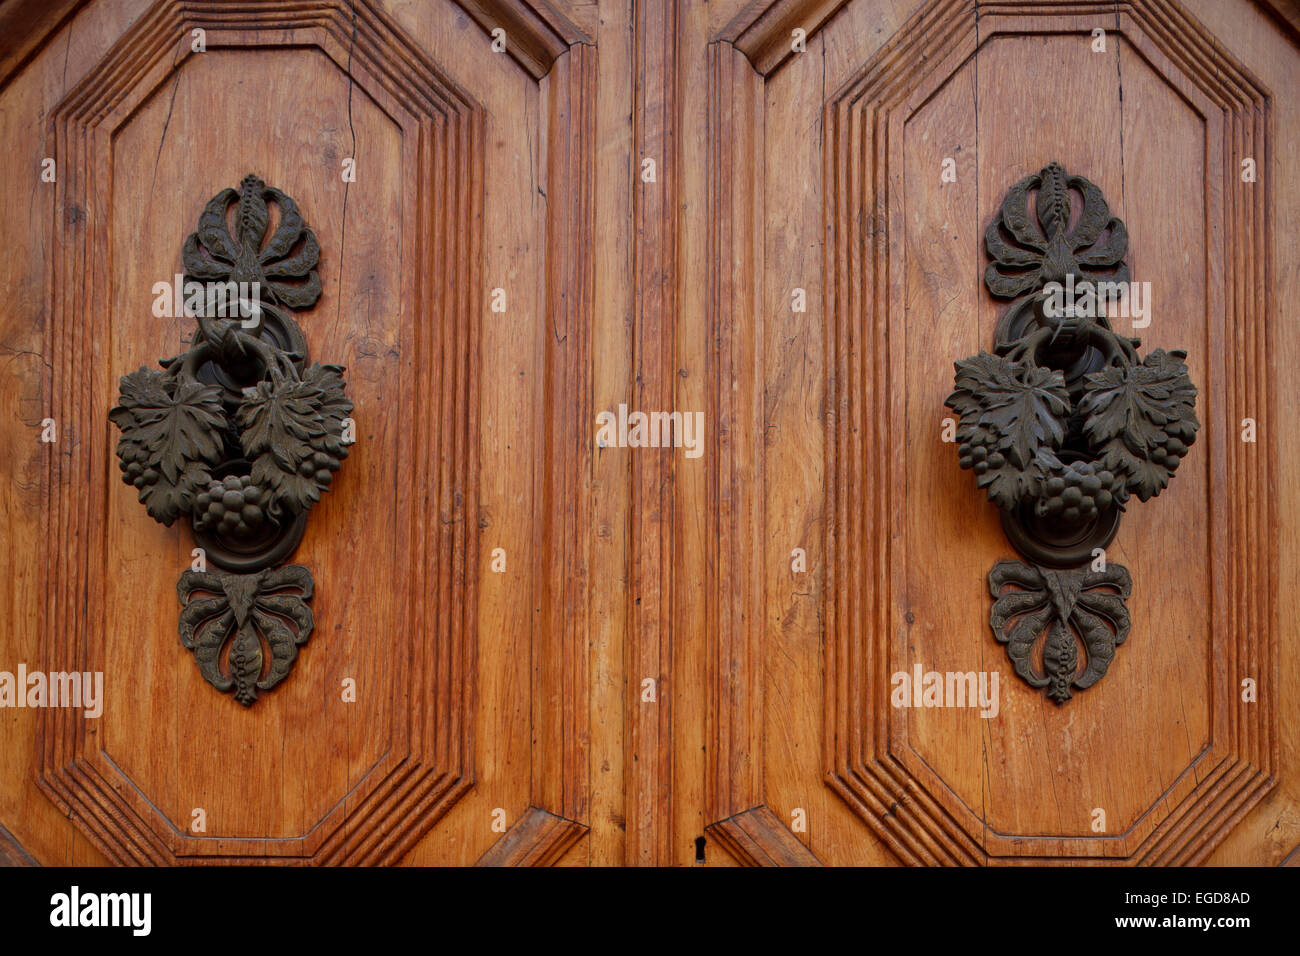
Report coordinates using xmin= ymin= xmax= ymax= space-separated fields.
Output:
xmin=821 ymin=0 xmax=1275 ymax=863
xmin=706 ymin=0 xmax=1275 ymax=866
xmin=38 ymin=0 xmax=483 ymax=864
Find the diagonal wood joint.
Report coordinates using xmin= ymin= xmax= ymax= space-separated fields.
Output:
xmin=705 ymin=806 xmax=822 ymax=866
xmin=476 ymin=807 xmax=589 ymax=866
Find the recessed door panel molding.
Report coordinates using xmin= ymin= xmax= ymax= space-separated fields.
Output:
xmin=706 ymin=0 xmax=1278 ymax=865
xmin=34 ymin=0 xmax=595 ymax=865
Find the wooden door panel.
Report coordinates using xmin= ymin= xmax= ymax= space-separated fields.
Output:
xmin=1 ymin=0 xmax=595 ymax=865
xmin=102 ymin=42 xmax=411 ymax=848
xmin=45 ymin=0 xmax=485 ymax=864
xmin=704 ymin=0 xmax=1287 ymax=865
xmin=889 ymin=17 xmax=1222 ymax=854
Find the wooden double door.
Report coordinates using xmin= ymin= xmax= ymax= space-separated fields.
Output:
xmin=1 ymin=0 xmax=1297 ymax=866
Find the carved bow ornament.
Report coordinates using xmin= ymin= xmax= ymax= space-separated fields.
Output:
xmin=110 ymin=176 xmax=351 ymax=706
xmin=946 ymin=163 xmax=1199 ymax=702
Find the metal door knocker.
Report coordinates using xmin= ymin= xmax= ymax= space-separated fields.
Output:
xmin=110 ymin=175 xmax=352 ymax=706
xmin=946 ymin=162 xmax=1199 ymax=702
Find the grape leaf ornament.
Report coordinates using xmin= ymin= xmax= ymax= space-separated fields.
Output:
xmin=947 ymin=352 xmax=1070 ymax=510
xmin=1077 ymin=349 xmax=1200 ymax=502
xmin=109 ymin=369 xmax=226 ymax=525
xmin=237 ymin=363 xmax=353 ymax=520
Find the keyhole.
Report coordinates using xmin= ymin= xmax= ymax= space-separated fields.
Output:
xmin=694 ymin=835 xmax=706 ymax=864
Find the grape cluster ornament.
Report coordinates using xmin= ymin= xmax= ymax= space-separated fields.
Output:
xmin=946 ymin=162 xmax=1199 ymax=703
xmin=110 ymin=175 xmax=352 ymax=706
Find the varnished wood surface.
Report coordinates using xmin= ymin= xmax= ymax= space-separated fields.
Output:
xmin=0 ymin=825 xmax=38 ymax=867
xmin=695 ymin=0 xmax=1296 ymax=866
xmin=705 ymin=806 xmax=823 ymax=866
xmin=1 ymin=0 xmax=594 ymax=866
xmin=475 ymin=806 xmax=587 ymax=865
xmin=0 ymin=0 xmax=91 ymax=93
xmin=0 ymin=0 xmax=1295 ymax=866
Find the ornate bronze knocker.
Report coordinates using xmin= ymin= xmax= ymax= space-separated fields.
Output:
xmin=110 ymin=175 xmax=352 ymax=706
xmin=946 ymin=162 xmax=1199 ymax=703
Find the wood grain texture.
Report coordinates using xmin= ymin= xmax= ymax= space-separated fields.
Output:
xmin=0 ymin=0 xmax=132 ymax=869
xmin=456 ymin=0 xmax=591 ymax=79
xmin=2 ymin=0 xmax=598 ymax=870
xmin=535 ymin=40 xmax=596 ymax=827
xmin=475 ymin=806 xmax=588 ymax=865
xmin=706 ymin=805 xmax=822 ymax=865
xmin=1252 ymin=0 xmax=1300 ymax=45
xmin=2 ymin=0 xmax=1296 ymax=870
xmin=705 ymin=39 xmax=765 ymax=828
xmin=0 ymin=0 xmax=90 ymax=93
xmin=699 ymin=0 xmax=1289 ymax=867
xmin=820 ymin=0 xmax=1275 ymax=863
xmin=582 ymin=0 xmax=635 ymax=868
xmin=822 ymin=0 xmax=981 ymax=867
xmin=39 ymin=0 xmax=483 ymax=864
xmin=625 ymin=0 xmax=678 ymax=866
xmin=1182 ymin=0 xmax=1300 ymax=867
xmin=372 ymin=0 xmax=600 ymax=865
xmin=0 ymin=826 xmax=39 ymax=867
xmin=719 ymin=0 xmax=853 ymax=76
xmin=547 ymin=0 xmax=598 ymax=39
